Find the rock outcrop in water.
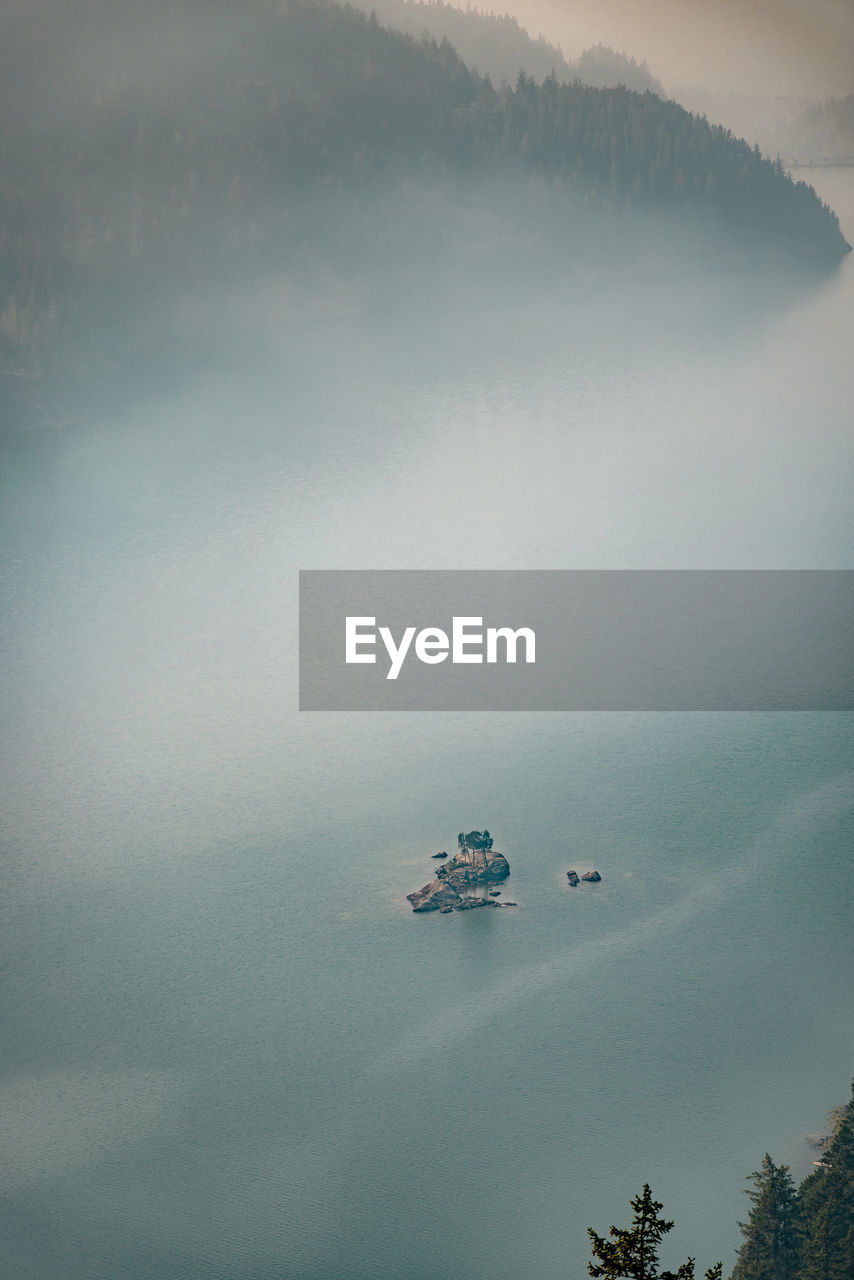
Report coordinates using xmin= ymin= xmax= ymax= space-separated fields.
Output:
xmin=436 ymin=848 xmax=510 ymax=887
xmin=407 ymin=829 xmax=513 ymax=913
xmin=407 ymin=879 xmax=464 ymax=912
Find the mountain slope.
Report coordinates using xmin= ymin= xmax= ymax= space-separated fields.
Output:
xmin=0 ymin=0 xmax=847 ymax=424
xmin=352 ymin=0 xmax=663 ymax=93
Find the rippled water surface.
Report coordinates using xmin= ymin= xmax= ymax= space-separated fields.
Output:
xmin=2 ymin=172 xmax=854 ymax=1280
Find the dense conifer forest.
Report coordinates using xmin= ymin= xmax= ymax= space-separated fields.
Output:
xmin=590 ymin=1083 xmax=854 ymax=1280
xmin=730 ymin=1082 xmax=854 ymax=1280
xmin=0 ymin=0 xmax=848 ymax=426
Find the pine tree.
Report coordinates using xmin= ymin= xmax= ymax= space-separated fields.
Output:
xmin=798 ymin=1082 xmax=854 ymax=1280
xmin=588 ymin=1185 xmax=721 ymax=1280
xmin=730 ymin=1155 xmax=800 ymax=1280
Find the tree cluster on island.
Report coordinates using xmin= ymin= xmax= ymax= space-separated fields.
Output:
xmin=456 ymin=827 xmax=494 ymax=869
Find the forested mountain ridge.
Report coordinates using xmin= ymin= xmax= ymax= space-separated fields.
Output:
xmin=777 ymin=95 xmax=854 ymax=160
xmin=0 ymin=0 xmax=848 ymax=425
xmin=573 ymin=45 xmax=663 ymax=95
xmin=352 ymin=0 xmax=663 ymax=94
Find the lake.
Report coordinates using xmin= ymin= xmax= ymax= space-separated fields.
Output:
xmin=1 ymin=170 xmax=853 ymax=1280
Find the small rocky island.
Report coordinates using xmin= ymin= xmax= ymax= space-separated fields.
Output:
xmin=407 ymin=830 xmax=516 ymax=913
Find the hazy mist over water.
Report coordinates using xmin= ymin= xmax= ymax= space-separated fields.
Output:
xmin=1 ymin=78 xmax=854 ymax=1280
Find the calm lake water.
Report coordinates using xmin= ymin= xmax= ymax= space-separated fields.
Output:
xmin=1 ymin=171 xmax=853 ymax=1280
